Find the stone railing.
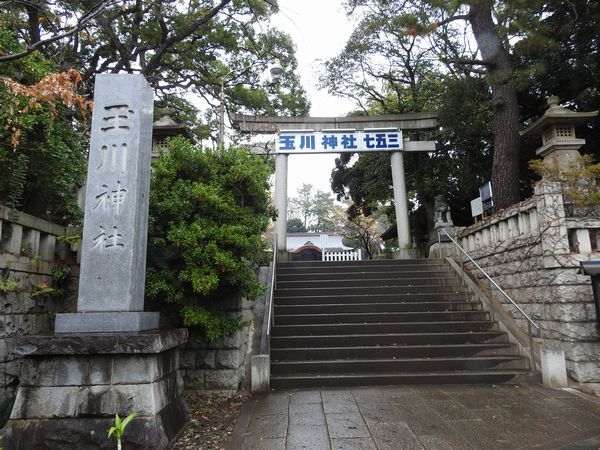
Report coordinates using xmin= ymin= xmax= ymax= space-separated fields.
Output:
xmin=0 ymin=208 xmax=78 ymax=400
xmin=1 ymin=208 xmax=72 ymax=266
xmin=454 ymin=181 xmax=600 ymax=384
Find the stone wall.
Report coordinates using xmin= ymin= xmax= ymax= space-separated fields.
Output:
xmin=0 ymin=209 xmax=78 ymax=400
xmin=180 ymin=295 xmax=256 ymax=392
xmin=1 ymin=207 xmax=265 ymax=397
xmin=456 ymin=181 xmax=600 ymax=383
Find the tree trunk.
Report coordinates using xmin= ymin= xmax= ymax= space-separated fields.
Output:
xmin=25 ymin=3 xmax=41 ymax=44
xmin=468 ymin=0 xmax=521 ymax=209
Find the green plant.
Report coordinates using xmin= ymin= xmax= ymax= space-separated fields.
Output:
xmin=29 ymin=265 xmax=70 ymax=300
xmin=20 ymin=243 xmax=32 ymax=256
xmin=530 ymin=155 xmax=600 ymax=215
xmin=51 ymin=265 xmax=71 ymax=287
xmin=146 ymin=139 xmax=275 ymax=342
xmin=0 ymin=278 xmax=18 ymax=295
xmin=30 ymin=283 xmax=56 ymax=298
xmin=29 ymin=255 xmax=42 ymax=271
xmin=107 ymin=412 xmax=137 ymax=450
xmin=57 ymin=229 xmax=82 ymax=248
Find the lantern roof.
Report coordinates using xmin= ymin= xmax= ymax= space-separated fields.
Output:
xmin=520 ymin=96 xmax=598 ymax=137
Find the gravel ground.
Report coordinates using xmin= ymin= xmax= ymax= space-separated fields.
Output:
xmin=172 ymin=391 xmax=249 ymax=450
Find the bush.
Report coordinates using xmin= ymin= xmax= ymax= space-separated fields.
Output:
xmin=146 ymin=138 xmax=275 ymax=341
xmin=0 ymin=25 xmax=89 ymax=224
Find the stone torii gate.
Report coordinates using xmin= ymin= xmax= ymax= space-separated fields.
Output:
xmin=231 ymin=112 xmax=438 ymax=258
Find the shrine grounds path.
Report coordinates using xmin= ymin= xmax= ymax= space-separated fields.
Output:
xmin=228 ymin=384 xmax=600 ymax=449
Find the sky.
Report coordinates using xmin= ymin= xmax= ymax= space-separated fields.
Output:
xmin=269 ymin=1 xmax=357 ymax=197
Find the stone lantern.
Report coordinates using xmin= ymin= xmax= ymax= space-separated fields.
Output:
xmin=520 ymin=96 xmax=598 ymax=169
xmin=152 ymin=108 xmax=193 ymax=158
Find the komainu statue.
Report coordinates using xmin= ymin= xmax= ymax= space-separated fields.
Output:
xmin=433 ymin=194 xmax=453 ymax=226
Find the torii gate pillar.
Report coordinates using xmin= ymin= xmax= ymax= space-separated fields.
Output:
xmin=391 ymin=141 xmax=412 ymax=258
xmin=275 ymin=153 xmax=288 ymax=253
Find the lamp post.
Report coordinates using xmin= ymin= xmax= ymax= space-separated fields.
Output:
xmin=217 ymin=59 xmax=284 ymax=147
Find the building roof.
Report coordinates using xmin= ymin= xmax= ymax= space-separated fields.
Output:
xmin=290 ymin=242 xmax=322 ymax=254
xmin=153 ymin=110 xmax=194 ymax=141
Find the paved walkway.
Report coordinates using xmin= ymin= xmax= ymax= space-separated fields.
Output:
xmin=229 ymin=384 xmax=600 ymax=449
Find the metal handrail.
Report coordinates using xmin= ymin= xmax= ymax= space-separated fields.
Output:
xmin=266 ymin=233 xmax=277 ymax=342
xmin=438 ymin=228 xmax=540 ymax=370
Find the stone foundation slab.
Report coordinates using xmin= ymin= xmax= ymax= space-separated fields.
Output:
xmin=1 ymin=328 xmax=188 ymax=449
xmin=55 ymin=311 xmax=160 ymax=333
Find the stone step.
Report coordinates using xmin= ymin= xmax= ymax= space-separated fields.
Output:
xmin=270 ymin=331 xmax=510 ymax=348
xmin=274 ymin=311 xmax=489 ymax=325
xmin=270 ymin=370 xmax=540 ymax=389
xmin=277 ymin=258 xmax=446 ymax=268
xmin=274 ymin=292 xmax=474 ymax=305
xmin=276 ymin=276 xmax=461 ymax=289
xmin=275 ymin=285 xmax=469 ymax=297
xmin=274 ymin=301 xmax=477 ymax=314
xmin=270 ymin=356 xmax=530 ymax=375
xmin=276 ymin=262 xmax=449 ymax=275
xmin=270 ymin=343 xmax=518 ymax=361
xmin=271 ymin=320 xmax=497 ymax=336
xmin=269 ymin=258 xmax=535 ymax=388
xmin=277 ymin=270 xmax=456 ymax=282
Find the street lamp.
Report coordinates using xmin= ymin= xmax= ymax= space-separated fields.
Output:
xmin=218 ymin=59 xmax=284 ymax=147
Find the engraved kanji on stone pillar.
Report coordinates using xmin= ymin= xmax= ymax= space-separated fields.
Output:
xmin=55 ymin=74 xmax=158 ymax=333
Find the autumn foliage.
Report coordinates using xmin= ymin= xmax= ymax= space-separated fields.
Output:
xmin=1 ymin=69 xmax=92 ymax=147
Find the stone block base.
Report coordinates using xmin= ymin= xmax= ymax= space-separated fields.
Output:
xmin=55 ymin=311 xmax=160 ymax=333
xmin=541 ymin=347 xmax=568 ymax=388
xmin=428 ymin=242 xmax=455 ymax=258
xmin=3 ymin=398 xmax=188 ymax=450
xmin=1 ymin=328 xmax=188 ymax=449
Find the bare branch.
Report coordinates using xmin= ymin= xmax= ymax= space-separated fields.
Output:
xmin=435 ymin=14 xmax=471 ymax=27
xmin=143 ymin=0 xmax=232 ymax=75
xmin=442 ymin=57 xmax=494 ymax=67
xmin=0 ymin=0 xmax=117 ymax=63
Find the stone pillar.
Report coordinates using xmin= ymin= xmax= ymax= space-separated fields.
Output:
xmin=55 ymin=74 xmax=158 ymax=333
xmin=2 ymin=75 xmax=188 ymax=450
xmin=275 ymin=153 xmax=288 ymax=253
xmin=390 ymin=149 xmax=412 ymax=258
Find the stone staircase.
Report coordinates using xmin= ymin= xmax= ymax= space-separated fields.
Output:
xmin=270 ymin=259 xmax=535 ymax=388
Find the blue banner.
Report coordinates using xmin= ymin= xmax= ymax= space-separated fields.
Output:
xmin=276 ymin=130 xmax=403 ymax=154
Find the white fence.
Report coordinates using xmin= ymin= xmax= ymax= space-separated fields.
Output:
xmin=322 ymin=249 xmax=362 ymax=261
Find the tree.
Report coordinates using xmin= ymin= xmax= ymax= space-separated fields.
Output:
xmin=288 ymin=183 xmax=337 ymax=232
xmin=325 ymin=0 xmax=548 ymax=209
xmin=287 ymin=218 xmax=307 ymax=233
xmin=289 ymin=183 xmax=314 ymax=230
xmin=0 ymin=1 xmax=310 ymax=141
xmin=310 ymin=190 xmax=336 ymax=232
xmin=145 ymin=138 xmax=275 ymax=341
xmin=323 ymin=1 xmax=497 ymax=235
xmin=326 ymin=0 xmax=600 ymax=220
xmin=514 ymin=0 xmax=600 ymax=159
xmin=0 ymin=25 xmax=90 ymax=223
xmin=332 ymin=205 xmax=388 ymax=260
xmin=0 ymin=0 xmax=310 ymax=221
